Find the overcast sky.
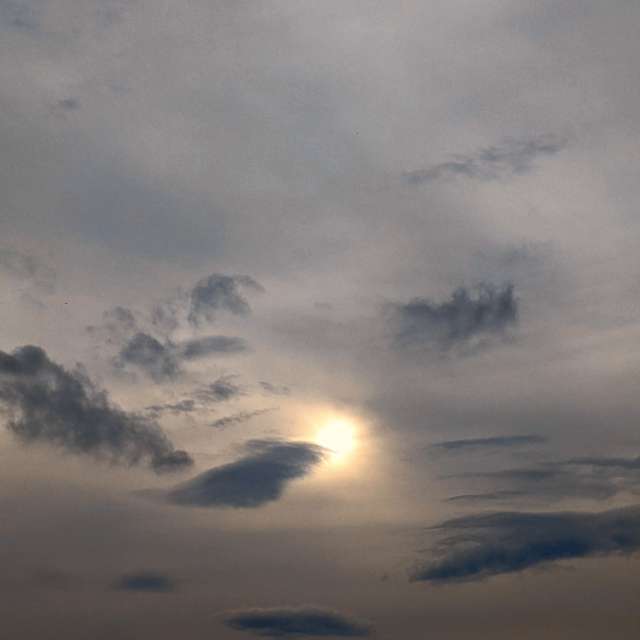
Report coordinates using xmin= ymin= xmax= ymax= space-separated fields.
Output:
xmin=2 ymin=2 xmax=640 ymax=638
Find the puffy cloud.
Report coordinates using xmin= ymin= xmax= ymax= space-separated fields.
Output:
xmin=0 ymin=345 xmax=192 ymax=473
xmin=188 ymin=273 xmax=263 ymax=326
xmin=390 ymin=283 xmax=517 ymax=351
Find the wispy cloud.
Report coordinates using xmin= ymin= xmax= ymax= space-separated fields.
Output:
xmin=404 ymin=135 xmax=566 ymax=186
xmin=413 ymin=505 xmax=640 ymax=584
xmin=223 ymin=606 xmax=371 ymax=637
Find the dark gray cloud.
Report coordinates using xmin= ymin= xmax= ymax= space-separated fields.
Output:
xmin=116 ymin=332 xmax=180 ymax=382
xmin=188 ymin=273 xmax=264 ymax=326
xmin=0 ymin=345 xmax=192 ymax=473
xmin=209 ymin=408 xmax=276 ymax=430
xmin=445 ymin=490 xmax=527 ymax=504
xmin=178 ymin=335 xmax=249 ymax=359
xmin=115 ymin=571 xmax=175 ymax=593
xmin=166 ymin=440 xmax=326 ymax=508
xmin=116 ymin=334 xmax=248 ymax=382
xmin=391 ymin=283 xmax=518 ymax=351
xmin=405 ymin=135 xmax=565 ymax=186
xmin=413 ymin=505 xmax=640 ymax=584
xmin=223 ymin=606 xmax=371 ymax=637
xmin=145 ymin=399 xmax=197 ymax=419
xmin=431 ymin=434 xmax=546 ymax=454
xmin=0 ymin=246 xmax=55 ymax=292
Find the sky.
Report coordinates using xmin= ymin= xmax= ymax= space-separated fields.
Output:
xmin=2 ymin=2 xmax=640 ymax=638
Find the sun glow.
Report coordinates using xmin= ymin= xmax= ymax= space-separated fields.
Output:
xmin=314 ymin=418 xmax=357 ymax=463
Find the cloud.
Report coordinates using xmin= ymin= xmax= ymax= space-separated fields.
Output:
xmin=115 ymin=571 xmax=175 ymax=593
xmin=430 ymin=434 xmax=546 ymax=454
xmin=404 ymin=134 xmax=565 ymax=186
xmin=144 ymin=376 xmax=244 ymax=417
xmin=566 ymin=456 xmax=640 ymax=472
xmin=223 ymin=606 xmax=371 ymax=637
xmin=0 ymin=246 xmax=55 ymax=292
xmin=116 ymin=334 xmax=248 ymax=382
xmin=166 ymin=439 xmax=326 ymax=508
xmin=391 ymin=283 xmax=518 ymax=351
xmin=445 ymin=466 xmax=618 ymax=503
xmin=116 ymin=332 xmax=180 ymax=382
xmin=412 ymin=505 xmax=640 ymax=584
xmin=194 ymin=375 xmax=244 ymax=403
xmin=260 ymin=381 xmax=291 ymax=396
xmin=177 ymin=335 xmax=249 ymax=359
xmin=145 ymin=399 xmax=197 ymax=418
xmin=188 ymin=273 xmax=264 ymax=326
xmin=209 ymin=408 xmax=276 ymax=430
xmin=0 ymin=345 xmax=193 ymax=473
xmin=56 ymin=97 xmax=80 ymax=111
xmin=0 ymin=0 xmax=40 ymax=31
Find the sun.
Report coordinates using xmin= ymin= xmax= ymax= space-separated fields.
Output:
xmin=314 ymin=418 xmax=357 ymax=463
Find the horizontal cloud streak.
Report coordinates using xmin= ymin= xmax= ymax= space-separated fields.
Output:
xmin=223 ymin=606 xmax=371 ymax=637
xmin=405 ymin=135 xmax=565 ymax=186
xmin=413 ymin=505 xmax=640 ymax=584
xmin=431 ymin=434 xmax=546 ymax=453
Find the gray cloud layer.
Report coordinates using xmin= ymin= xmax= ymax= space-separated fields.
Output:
xmin=413 ymin=505 xmax=640 ymax=584
xmin=224 ymin=606 xmax=371 ymax=637
xmin=0 ymin=345 xmax=192 ymax=473
xmin=166 ymin=440 xmax=326 ymax=508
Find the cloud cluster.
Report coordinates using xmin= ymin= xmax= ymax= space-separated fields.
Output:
xmin=0 ymin=345 xmax=192 ymax=473
xmin=116 ymin=333 xmax=248 ymax=382
xmin=405 ymin=135 xmax=565 ymax=186
xmin=145 ymin=376 xmax=245 ymax=418
xmin=166 ymin=439 xmax=326 ymax=508
xmin=413 ymin=505 xmax=640 ymax=584
xmin=391 ymin=283 xmax=518 ymax=351
xmin=223 ymin=606 xmax=371 ymax=637
xmin=188 ymin=273 xmax=264 ymax=326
